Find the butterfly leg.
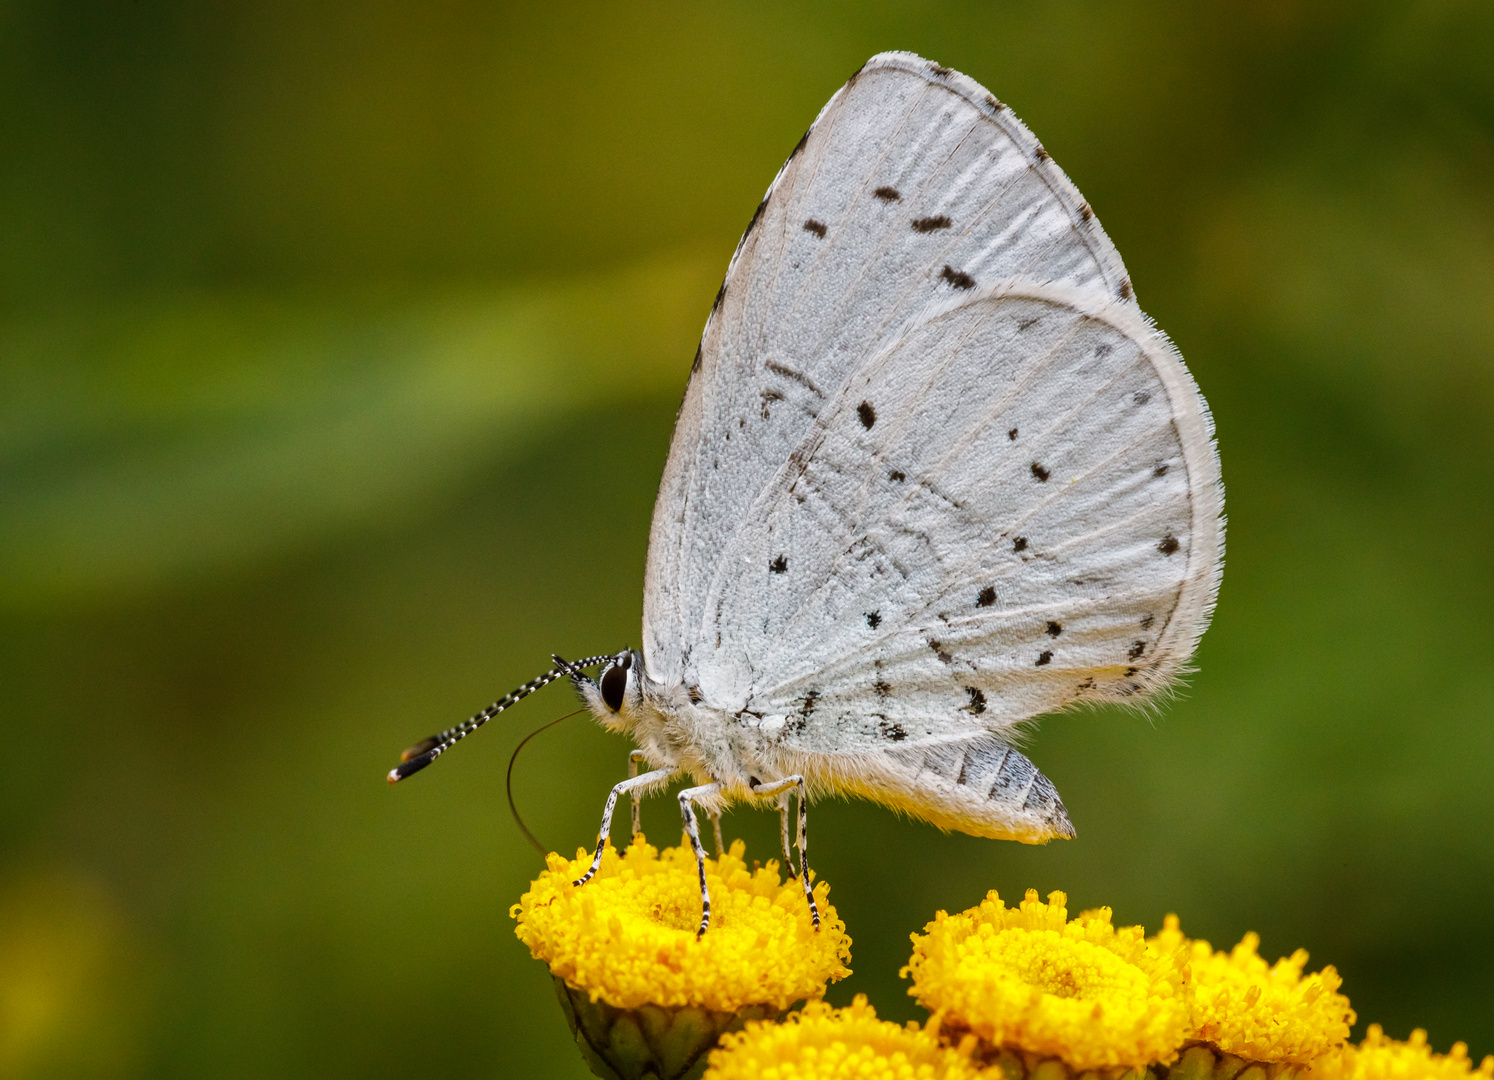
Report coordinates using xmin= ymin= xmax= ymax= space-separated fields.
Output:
xmin=626 ymin=750 xmax=649 ymax=841
xmin=573 ymin=766 xmax=678 ymax=888
xmin=709 ymin=810 xmax=725 ymax=856
xmin=777 ymin=791 xmax=795 ymax=877
xmin=677 ymin=783 xmax=724 ymax=937
xmin=750 ymin=776 xmax=820 ymax=930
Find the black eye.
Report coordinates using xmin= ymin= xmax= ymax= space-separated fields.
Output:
xmin=600 ymin=664 xmax=627 ymax=712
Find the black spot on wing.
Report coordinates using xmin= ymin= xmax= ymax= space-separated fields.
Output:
xmin=1119 ymin=279 xmax=1134 ymax=300
xmin=1128 ymin=641 xmax=1147 ymax=660
xmin=1153 ymin=463 xmax=1170 ymax=477
xmin=1158 ymin=535 xmax=1180 ymax=556
xmin=940 ymin=265 xmax=976 ymax=290
xmin=1046 ymin=621 xmax=1063 ymax=637
xmin=873 ymin=680 xmax=892 ymax=697
xmin=985 ymin=94 xmax=1005 ymax=112
xmin=1008 ymin=427 xmax=1018 ymax=440
xmin=1034 ymin=144 xmax=1051 ymax=161
xmin=964 ymin=687 xmax=987 ymax=714
xmin=927 ymin=62 xmax=952 ymax=78
xmin=687 ymin=684 xmax=704 ymax=704
xmin=769 ymin=555 xmax=788 ymax=574
xmin=1132 ymin=390 xmax=1151 ymax=405
xmin=888 ymin=470 xmax=905 ymax=482
xmin=857 ymin=401 xmax=876 ymax=429
xmin=1017 ymin=316 xmax=1040 ymax=331
xmin=1141 ymin=613 xmax=1156 ymax=630
xmin=1036 ymin=651 xmax=1053 ymax=666
xmin=913 ymin=215 xmax=952 ymax=233
xmin=873 ymin=186 xmax=901 ymax=202
xmin=1013 ymin=537 xmax=1028 ymax=553
xmin=800 ymin=690 xmax=819 ymax=717
xmin=1030 ymin=462 xmax=1051 ymax=482
xmin=865 ymin=611 xmax=881 ymax=629
xmin=976 ymin=586 xmax=996 ymax=608
xmin=879 ymin=718 xmax=908 ymax=741
xmin=790 ymin=127 xmax=811 ymax=160
xmin=802 ymin=219 xmax=827 ymax=238
xmin=928 ymin=640 xmax=953 ymax=664
xmin=1080 ymin=202 xmax=1094 ymax=222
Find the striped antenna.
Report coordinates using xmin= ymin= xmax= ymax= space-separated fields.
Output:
xmin=386 ymin=654 xmax=614 ymax=783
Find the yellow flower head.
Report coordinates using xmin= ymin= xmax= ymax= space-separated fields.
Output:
xmin=1150 ymin=915 xmax=1354 ymax=1064
xmin=903 ymin=888 xmax=1191 ymax=1071
xmin=511 ymin=836 xmax=850 ymax=1013
xmin=1309 ymin=1025 xmax=1494 ymax=1080
xmin=704 ymin=995 xmax=983 ymax=1080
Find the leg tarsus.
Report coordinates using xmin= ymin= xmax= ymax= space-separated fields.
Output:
xmin=626 ymin=750 xmax=648 ymax=842
xmin=709 ymin=810 xmax=725 ymax=857
xmin=750 ymin=776 xmax=820 ymax=930
xmin=573 ymin=766 xmax=677 ymax=888
xmin=778 ymin=791 xmax=795 ymax=878
xmin=677 ymin=783 xmax=723 ymax=937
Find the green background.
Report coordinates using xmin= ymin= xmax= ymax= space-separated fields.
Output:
xmin=3 ymin=3 xmax=1492 ymax=1077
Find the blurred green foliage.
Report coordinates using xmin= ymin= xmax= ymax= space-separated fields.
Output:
xmin=2 ymin=3 xmax=1492 ymax=1077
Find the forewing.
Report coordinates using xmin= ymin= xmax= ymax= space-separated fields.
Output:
xmin=643 ymin=52 xmax=1134 ymax=685
xmin=697 ymin=280 xmax=1223 ymax=740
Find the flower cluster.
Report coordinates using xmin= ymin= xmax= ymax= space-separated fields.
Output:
xmin=1309 ymin=1026 xmax=1494 ymax=1080
xmin=707 ymin=997 xmax=982 ymax=1080
xmin=510 ymin=848 xmax=1488 ymax=1080
xmin=511 ymin=836 xmax=847 ymax=1080
xmin=512 ymin=835 xmax=848 ymax=1013
xmin=903 ymin=889 xmax=1191 ymax=1071
xmin=902 ymin=889 xmax=1358 ymax=1080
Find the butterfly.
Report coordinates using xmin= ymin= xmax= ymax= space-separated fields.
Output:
xmin=388 ymin=52 xmax=1224 ymax=936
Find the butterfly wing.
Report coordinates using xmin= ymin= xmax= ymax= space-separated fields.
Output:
xmin=644 ymin=52 xmax=1136 ymax=687
xmin=709 ymin=280 xmax=1222 ymax=839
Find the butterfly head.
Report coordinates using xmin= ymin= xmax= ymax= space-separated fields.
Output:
xmin=573 ymin=649 xmax=645 ymax=730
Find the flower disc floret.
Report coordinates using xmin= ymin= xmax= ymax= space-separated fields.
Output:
xmin=511 ymin=836 xmax=849 ymax=1013
xmin=903 ymin=889 xmax=1190 ymax=1071
xmin=704 ymin=995 xmax=983 ymax=1080
xmin=1151 ymin=916 xmax=1354 ymax=1064
xmin=1309 ymin=1025 xmax=1494 ymax=1080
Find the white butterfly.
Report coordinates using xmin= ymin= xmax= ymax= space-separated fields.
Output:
xmin=390 ymin=52 xmax=1223 ymax=935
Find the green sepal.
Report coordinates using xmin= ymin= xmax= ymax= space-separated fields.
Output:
xmin=552 ymin=977 xmax=789 ymax=1080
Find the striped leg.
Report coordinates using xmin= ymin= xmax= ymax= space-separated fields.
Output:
xmin=573 ymin=767 xmax=678 ymax=888
xmin=777 ymin=791 xmax=794 ymax=876
xmin=678 ymin=783 xmax=723 ymax=937
xmin=626 ymin=750 xmax=649 ymax=842
xmin=750 ymin=776 xmax=820 ymax=930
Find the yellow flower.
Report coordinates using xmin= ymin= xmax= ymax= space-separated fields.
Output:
xmin=903 ymin=889 xmax=1191 ymax=1072
xmin=512 ymin=835 xmax=849 ymax=1012
xmin=1151 ymin=915 xmax=1355 ymax=1067
xmin=1308 ymin=1025 xmax=1494 ymax=1080
xmin=704 ymin=995 xmax=983 ymax=1080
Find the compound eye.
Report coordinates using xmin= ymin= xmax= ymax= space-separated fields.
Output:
xmin=599 ymin=663 xmax=628 ymax=712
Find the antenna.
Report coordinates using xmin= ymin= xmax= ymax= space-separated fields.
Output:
xmin=386 ymin=654 xmax=613 ymax=783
